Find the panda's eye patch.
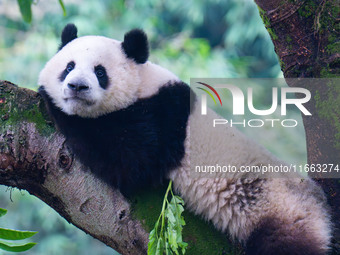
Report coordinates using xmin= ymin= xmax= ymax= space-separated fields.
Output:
xmin=66 ymin=62 xmax=75 ymax=73
xmin=94 ymin=65 xmax=108 ymax=89
xmin=59 ymin=61 xmax=75 ymax=82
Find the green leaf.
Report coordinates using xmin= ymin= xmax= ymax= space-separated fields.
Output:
xmin=168 ymin=196 xmax=187 ymax=254
xmin=0 ymin=241 xmax=36 ymax=252
xmin=165 ymin=237 xmax=172 ymax=255
xmin=167 ymin=228 xmax=178 ymax=254
xmin=155 ymin=237 xmax=164 ymax=255
xmin=58 ymin=0 xmax=67 ymax=16
xmin=147 ymin=181 xmax=187 ymax=255
xmin=179 ymin=242 xmax=188 ymax=255
xmin=17 ymin=0 xmax=33 ymax=23
xmin=0 ymin=228 xmax=37 ymax=240
xmin=166 ymin=206 xmax=176 ymax=224
xmin=0 ymin=208 xmax=7 ymax=217
xmin=148 ymin=229 xmax=158 ymax=255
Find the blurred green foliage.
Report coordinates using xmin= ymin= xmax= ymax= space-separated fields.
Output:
xmin=0 ymin=0 xmax=307 ymax=254
xmin=0 ymin=186 xmax=116 ymax=255
xmin=0 ymin=0 xmax=282 ymax=90
xmin=0 ymin=207 xmax=37 ymax=253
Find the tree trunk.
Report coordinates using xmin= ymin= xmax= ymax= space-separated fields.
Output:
xmin=254 ymin=0 xmax=339 ymax=252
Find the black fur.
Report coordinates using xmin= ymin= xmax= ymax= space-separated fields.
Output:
xmin=94 ymin=65 xmax=109 ymax=89
xmin=59 ymin=24 xmax=78 ymax=50
xmin=59 ymin=61 xmax=75 ymax=82
xmin=121 ymin=29 xmax=149 ymax=64
xmin=246 ymin=217 xmax=324 ymax=255
xmin=39 ymin=82 xmax=193 ymax=196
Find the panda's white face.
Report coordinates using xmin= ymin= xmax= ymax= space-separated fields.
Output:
xmin=39 ymin=25 xmax=179 ymax=118
xmin=39 ymin=36 xmax=140 ymax=118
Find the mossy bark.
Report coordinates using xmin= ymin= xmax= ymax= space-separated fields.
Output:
xmin=0 ymin=80 xmax=243 ymax=254
xmin=254 ymin=0 xmax=339 ymax=253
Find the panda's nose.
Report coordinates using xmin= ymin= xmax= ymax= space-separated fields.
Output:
xmin=68 ymin=83 xmax=89 ymax=92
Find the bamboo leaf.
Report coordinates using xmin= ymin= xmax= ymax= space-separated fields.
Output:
xmin=0 ymin=208 xmax=7 ymax=217
xmin=0 ymin=241 xmax=36 ymax=252
xmin=58 ymin=0 xmax=67 ymax=16
xmin=17 ymin=0 xmax=33 ymax=23
xmin=0 ymin=228 xmax=37 ymax=240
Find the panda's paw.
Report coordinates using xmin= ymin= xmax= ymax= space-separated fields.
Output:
xmin=245 ymin=217 xmax=328 ymax=255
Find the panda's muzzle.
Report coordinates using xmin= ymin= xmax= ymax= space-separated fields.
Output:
xmin=65 ymin=83 xmax=95 ymax=106
xmin=68 ymin=82 xmax=89 ymax=92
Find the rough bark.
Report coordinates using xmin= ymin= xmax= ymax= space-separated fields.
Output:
xmin=0 ymin=81 xmax=149 ymax=255
xmin=254 ymin=0 xmax=339 ymax=252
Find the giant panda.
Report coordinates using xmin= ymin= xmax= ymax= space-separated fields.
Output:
xmin=38 ymin=24 xmax=332 ymax=255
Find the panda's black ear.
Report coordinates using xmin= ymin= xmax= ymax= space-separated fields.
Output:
xmin=122 ymin=29 xmax=149 ymax=64
xmin=59 ymin=24 xmax=78 ymax=50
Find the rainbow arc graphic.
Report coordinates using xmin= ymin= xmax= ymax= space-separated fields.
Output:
xmin=196 ymin=82 xmax=222 ymax=106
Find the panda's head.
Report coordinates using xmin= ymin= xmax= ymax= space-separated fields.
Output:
xmin=38 ymin=24 xmax=149 ymax=118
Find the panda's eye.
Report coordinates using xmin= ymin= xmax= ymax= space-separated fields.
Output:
xmin=95 ymin=68 xmax=104 ymax=78
xmin=95 ymin=65 xmax=107 ymax=79
xmin=94 ymin=65 xmax=108 ymax=89
xmin=66 ymin=62 xmax=75 ymax=73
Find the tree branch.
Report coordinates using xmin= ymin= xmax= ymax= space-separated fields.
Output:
xmin=0 ymin=81 xmax=149 ymax=254
xmin=0 ymin=80 xmax=240 ymax=254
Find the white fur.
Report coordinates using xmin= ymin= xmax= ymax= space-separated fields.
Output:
xmin=38 ymin=36 xmax=178 ymax=118
xmin=169 ymin=101 xmax=331 ymax=251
